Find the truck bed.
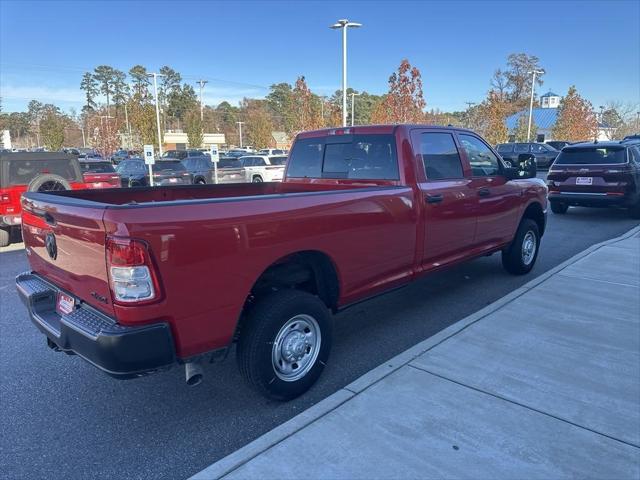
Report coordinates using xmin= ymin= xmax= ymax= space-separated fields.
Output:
xmin=24 ymin=181 xmax=393 ymax=207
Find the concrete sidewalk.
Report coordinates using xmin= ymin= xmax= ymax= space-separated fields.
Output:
xmin=192 ymin=226 xmax=640 ymax=480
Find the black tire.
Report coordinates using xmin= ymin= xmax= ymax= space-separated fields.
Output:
xmin=27 ymin=174 xmax=71 ymax=192
xmin=502 ymin=218 xmax=540 ymax=275
xmin=0 ymin=228 xmax=10 ymax=248
xmin=252 ymin=175 xmax=263 ymax=183
xmin=237 ymin=289 xmax=332 ymax=401
xmin=196 ymin=178 xmax=206 ymax=185
xmin=550 ymin=201 xmax=569 ymax=214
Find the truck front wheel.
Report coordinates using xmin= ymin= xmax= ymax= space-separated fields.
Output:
xmin=237 ymin=289 xmax=332 ymax=401
xmin=502 ymin=218 xmax=540 ymax=275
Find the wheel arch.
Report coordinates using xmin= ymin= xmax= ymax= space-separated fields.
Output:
xmin=521 ymin=201 xmax=546 ymax=236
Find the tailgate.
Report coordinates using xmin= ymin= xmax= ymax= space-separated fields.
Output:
xmin=21 ymin=194 xmax=114 ymax=316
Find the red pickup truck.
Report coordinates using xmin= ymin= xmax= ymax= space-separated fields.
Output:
xmin=16 ymin=125 xmax=547 ymax=400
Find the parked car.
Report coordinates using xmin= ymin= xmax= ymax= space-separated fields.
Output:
xmin=496 ymin=142 xmax=559 ymax=169
xmin=257 ymin=148 xmax=287 ymax=156
xmin=547 ymin=141 xmax=640 ymax=218
xmin=546 ymin=141 xmax=571 ymax=151
xmin=76 ymin=148 xmax=101 ymax=159
xmin=236 ymin=155 xmax=287 ymax=182
xmin=16 ymin=125 xmax=546 ymax=400
xmin=116 ymin=158 xmax=192 ymax=187
xmin=623 ymin=134 xmax=640 ymax=142
xmin=223 ymin=150 xmax=249 ymax=159
xmin=0 ymin=152 xmax=86 ymax=247
xmin=162 ymin=149 xmax=204 ymax=161
xmin=181 ymin=156 xmax=214 ymax=184
xmin=79 ymin=159 xmax=121 ymax=189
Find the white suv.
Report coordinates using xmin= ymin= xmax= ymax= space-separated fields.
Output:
xmin=258 ymin=148 xmax=287 ymax=156
xmin=238 ymin=155 xmax=287 ymax=182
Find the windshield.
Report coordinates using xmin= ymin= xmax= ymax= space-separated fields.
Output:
xmin=555 ymin=147 xmax=627 ymax=165
xmin=152 ymin=161 xmax=186 ymax=172
xmin=80 ymin=161 xmax=115 ymax=173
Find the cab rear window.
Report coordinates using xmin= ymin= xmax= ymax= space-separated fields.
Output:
xmin=80 ymin=162 xmax=115 ymax=173
xmin=555 ymin=147 xmax=627 ymax=165
xmin=287 ymin=134 xmax=399 ymax=180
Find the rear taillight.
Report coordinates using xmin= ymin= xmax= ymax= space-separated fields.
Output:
xmin=106 ymin=237 xmax=160 ymax=304
xmin=0 ymin=192 xmax=9 ymax=203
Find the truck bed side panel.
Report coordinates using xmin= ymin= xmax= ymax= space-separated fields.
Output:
xmin=103 ymin=187 xmax=417 ymax=358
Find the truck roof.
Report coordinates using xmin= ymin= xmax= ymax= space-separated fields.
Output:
xmin=296 ymin=124 xmax=476 ymax=139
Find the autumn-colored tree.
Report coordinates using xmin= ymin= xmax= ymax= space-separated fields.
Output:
xmin=242 ymin=99 xmax=273 ymax=149
xmin=512 ymin=114 xmax=538 ymax=142
xmin=291 ymin=76 xmax=322 ymax=134
xmin=552 ymin=86 xmax=598 ymax=142
xmin=40 ymin=111 xmax=66 ymax=151
xmin=475 ymin=91 xmax=509 ymax=145
xmin=128 ymin=96 xmax=160 ymax=149
xmin=371 ymin=59 xmax=426 ymax=124
xmin=185 ymin=109 xmax=204 ymax=148
xmin=87 ymin=110 xmax=122 ymax=158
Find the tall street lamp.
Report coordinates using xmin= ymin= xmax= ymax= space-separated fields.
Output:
xmin=330 ymin=19 xmax=362 ymax=127
xmin=148 ymin=72 xmax=165 ymax=156
xmin=350 ymin=91 xmax=361 ymax=126
xmin=526 ymin=69 xmax=544 ymax=142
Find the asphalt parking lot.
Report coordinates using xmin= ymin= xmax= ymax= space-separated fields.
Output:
xmin=1 ymin=196 xmax=639 ymax=480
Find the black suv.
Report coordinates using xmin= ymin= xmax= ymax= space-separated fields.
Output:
xmin=181 ymin=155 xmax=214 ymax=184
xmin=547 ymin=141 xmax=640 ymax=218
xmin=496 ymin=142 xmax=559 ymax=169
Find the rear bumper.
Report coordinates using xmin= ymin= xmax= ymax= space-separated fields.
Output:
xmin=549 ymin=191 xmax=632 ymax=207
xmin=16 ymin=272 xmax=176 ymax=379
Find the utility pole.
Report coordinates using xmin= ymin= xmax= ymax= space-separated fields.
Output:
xmin=197 ymin=79 xmax=208 ymax=122
xmin=330 ymin=19 xmax=362 ymax=127
xmin=148 ymin=73 xmax=165 ymax=156
xmin=526 ymin=70 xmax=544 ymax=142
xmin=236 ymin=121 xmax=245 ymax=148
xmin=464 ymin=101 xmax=476 ymax=128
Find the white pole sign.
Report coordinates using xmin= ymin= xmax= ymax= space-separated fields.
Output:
xmin=144 ymin=144 xmax=155 ymax=186
xmin=210 ymin=145 xmax=219 ymax=184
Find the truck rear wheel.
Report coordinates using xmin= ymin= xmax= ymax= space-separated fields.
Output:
xmin=237 ymin=289 xmax=332 ymax=401
xmin=502 ymin=218 xmax=540 ymax=275
xmin=0 ymin=228 xmax=10 ymax=248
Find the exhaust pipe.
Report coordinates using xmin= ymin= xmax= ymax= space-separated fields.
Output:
xmin=185 ymin=361 xmax=204 ymax=386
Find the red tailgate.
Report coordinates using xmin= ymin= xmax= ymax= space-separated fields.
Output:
xmin=21 ymin=195 xmax=114 ymax=316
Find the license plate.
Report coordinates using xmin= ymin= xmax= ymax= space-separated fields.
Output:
xmin=56 ymin=292 xmax=75 ymax=316
xmin=576 ymin=177 xmax=593 ymax=185
xmin=169 ymin=178 xmax=178 ymax=183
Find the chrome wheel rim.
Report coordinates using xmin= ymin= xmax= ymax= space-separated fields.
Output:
xmin=522 ymin=231 xmax=537 ymax=265
xmin=272 ymin=314 xmax=321 ymax=382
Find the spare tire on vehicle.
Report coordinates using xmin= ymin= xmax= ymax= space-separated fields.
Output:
xmin=27 ymin=174 xmax=72 ymax=193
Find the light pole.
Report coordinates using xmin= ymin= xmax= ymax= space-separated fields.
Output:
xmin=330 ymin=19 xmax=362 ymax=127
xmin=148 ymin=72 xmax=165 ymax=156
xmin=464 ymin=101 xmax=476 ymax=128
xmin=197 ymin=79 xmax=208 ymax=122
xmin=320 ymin=95 xmax=327 ymax=126
xmin=526 ymin=69 xmax=544 ymax=142
xmin=236 ymin=121 xmax=245 ymax=148
xmin=350 ymin=91 xmax=361 ymax=126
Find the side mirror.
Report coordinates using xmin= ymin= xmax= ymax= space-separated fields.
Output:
xmin=517 ymin=153 xmax=537 ymax=179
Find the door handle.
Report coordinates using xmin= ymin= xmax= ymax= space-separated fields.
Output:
xmin=478 ymin=187 xmax=491 ymax=197
xmin=425 ymin=194 xmax=443 ymax=204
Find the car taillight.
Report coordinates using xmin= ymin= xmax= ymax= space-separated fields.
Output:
xmin=106 ymin=237 xmax=160 ymax=303
xmin=0 ymin=192 xmax=9 ymax=203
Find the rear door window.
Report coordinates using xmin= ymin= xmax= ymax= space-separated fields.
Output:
xmin=419 ymin=132 xmax=464 ymax=180
xmin=515 ymin=143 xmax=530 ymax=153
xmin=497 ymin=144 xmax=514 ymax=153
xmin=287 ymin=134 xmax=398 ymax=180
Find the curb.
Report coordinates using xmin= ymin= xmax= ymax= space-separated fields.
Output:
xmin=189 ymin=225 xmax=640 ymax=480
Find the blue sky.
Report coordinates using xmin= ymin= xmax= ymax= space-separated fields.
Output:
xmin=1 ymin=0 xmax=638 ymax=113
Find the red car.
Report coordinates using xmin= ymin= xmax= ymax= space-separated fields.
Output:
xmin=16 ymin=125 xmax=547 ymax=400
xmin=79 ymin=159 xmax=121 ymax=189
xmin=0 ymin=152 xmax=87 ymax=247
